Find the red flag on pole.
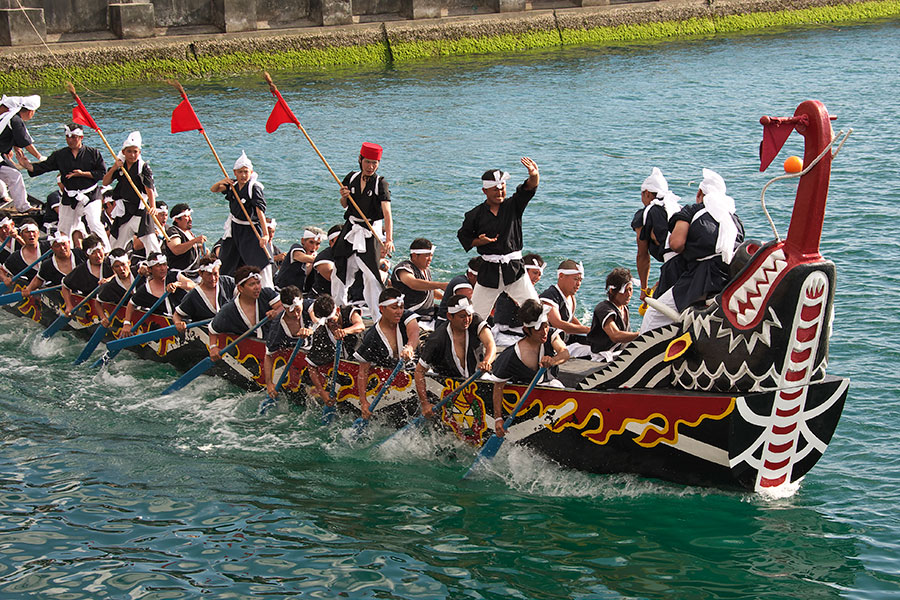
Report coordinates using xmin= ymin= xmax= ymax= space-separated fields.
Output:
xmin=171 ymin=98 xmax=203 ymax=133
xmin=265 ymin=93 xmax=301 ymax=133
xmin=759 ymin=119 xmax=796 ymax=172
xmin=71 ymin=97 xmax=100 ymax=132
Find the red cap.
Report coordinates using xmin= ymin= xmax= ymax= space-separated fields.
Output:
xmin=360 ymin=142 xmax=383 ymax=161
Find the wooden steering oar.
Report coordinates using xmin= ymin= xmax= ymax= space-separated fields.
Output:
xmin=262 ymin=72 xmax=384 ymax=259
xmin=65 ymin=83 xmax=170 ymax=243
xmin=168 ymin=80 xmax=272 ymax=262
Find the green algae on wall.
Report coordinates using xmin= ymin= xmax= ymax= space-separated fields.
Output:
xmin=1 ymin=0 xmax=898 ymax=90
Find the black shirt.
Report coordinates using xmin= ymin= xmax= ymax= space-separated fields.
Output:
xmin=418 ymin=315 xmax=487 ymax=378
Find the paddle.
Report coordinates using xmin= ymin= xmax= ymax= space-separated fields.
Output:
xmin=349 ymin=358 xmax=406 ymax=438
xmin=104 ymin=318 xmax=212 ymax=353
xmin=160 ymin=315 xmax=271 ymax=396
xmin=0 ymin=283 xmax=63 ymax=307
xmin=0 ymin=235 xmax=10 ymax=255
xmin=73 ymin=276 xmax=143 ymax=365
xmin=42 ymin=284 xmax=103 ymax=339
xmin=463 ymin=367 xmax=546 ymax=479
xmin=262 ymin=72 xmax=385 ymax=263
xmin=90 ymin=290 xmax=171 ymax=368
xmin=0 ymin=248 xmax=51 ymax=294
xmin=321 ymin=338 xmax=342 ymax=424
xmin=379 ymin=370 xmax=484 ymax=447
xmin=258 ymin=333 xmax=306 ymax=416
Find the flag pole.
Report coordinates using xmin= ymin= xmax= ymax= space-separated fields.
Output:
xmin=65 ymin=83 xmax=170 ymax=243
xmin=168 ymin=79 xmax=272 ymax=262
xmin=262 ymin=72 xmax=382 ymax=248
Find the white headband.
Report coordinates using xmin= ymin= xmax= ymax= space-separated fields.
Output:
xmin=453 ymin=282 xmax=473 ymax=293
xmin=20 ymin=223 xmax=39 ymax=233
xmin=314 ymin=306 xmax=338 ymax=325
xmin=523 ymin=304 xmax=551 ymax=329
xmin=199 ymin=259 xmax=222 ymax=273
xmin=608 ymin=282 xmax=632 ymax=295
xmin=233 ymin=151 xmax=253 ymax=171
xmin=121 ymin=130 xmax=142 ymax=151
xmin=48 ymin=232 xmax=70 ymax=244
xmin=171 ymin=208 xmax=192 ymax=220
xmin=110 ymin=254 xmax=130 ymax=267
xmin=557 ymin=262 xmax=584 ymax=277
xmin=328 ymin=230 xmax=340 ymax=242
xmin=64 ymin=125 xmax=83 ymax=137
xmin=287 ymin=296 xmax=304 ymax=311
xmin=379 ymin=294 xmax=405 ymax=307
xmin=302 ymin=229 xmax=324 ymax=241
xmin=525 ymin=263 xmax=545 ymax=274
xmin=410 ymin=246 xmax=434 ymax=255
xmin=237 ymin=272 xmax=261 ymax=286
xmin=482 ymin=170 xmax=510 ymax=189
xmin=0 ymin=217 xmax=13 ymax=227
xmin=466 ymin=267 xmax=478 ymax=277
xmin=447 ymin=297 xmax=475 ymax=315
xmin=267 ymin=219 xmax=277 ymax=230
xmin=146 ymin=254 xmax=167 ymax=267
xmin=86 ymin=244 xmax=104 ymax=256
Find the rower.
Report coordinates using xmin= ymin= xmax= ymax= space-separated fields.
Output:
xmin=435 ymin=256 xmax=480 ymax=323
xmin=212 ymin=151 xmax=273 ymax=288
xmin=119 ymin=252 xmax=190 ymax=337
xmin=19 ymin=122 xmax=111 ymax=252
xmin=332 ymin=142 xmax=393 ymax=319
xmin=572 ymin=267 xmax=640 ymax=361
xmin=304 ymin=293 xmax=365 ymax=406
xmin=164 ymin=203 xmax=206 ymax=274
xmin=457 ymin=157 xmax=541 ymax=320
xmin=488 ymin=299 xmax=569 ymax=437
xmin=61 ymin=234 xmax=112 ymax=315
xmin=415 ymin=295 xmax=496 ymax=418
xmin=207 ymin=265 xmax=282 ymax=361
xmin=1 ymin=219 xmax=44 ymax=289
xmin=0 ymin=94 xmax=42 ymax=212
xmin=21 ymin=230 xmax=83 ymax=299
xmin=97 ymin=249 xmax=135 ymax=328
xmin=172 ymin=256 xmax=236 ymax=334
xmin=539 ymin=259 xmax=590 ymax=344
xmin=491 ymin=253 xmax=545 ymax=347
xmin=632 ymin=167 xmax=681 ymax=303
xmin=274 ymin=227 xmax=324 ymax=294
xmin=101 ymin=131 xmax=161 ymax=253
xmin=640 ymin=169 xmax=745 ymax=332
xmin=263 ymin=286 xmax=312 ymax=400
xmin=389 ymin=238 xmax=447 ymax=323
xmin=0 ymin=216 xmax=22 ymax=265
xmin=306 ymin=225 xmax=341 ymax=299
xmin=353 ymin=288 xmax=419 ymax=419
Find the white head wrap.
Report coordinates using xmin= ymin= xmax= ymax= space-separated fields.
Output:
xmin=410 ymin=245 xmax=434 ymax=255
xmin=698 ymin=168 xmax=727 ymax=197
xmin=608 ymin=280 xmax=633 ymax=295
xmin=199 ymin=259 xmax=221 ymax=273
xmin=233 ymin=151 xmax=253 ymax=171
xmin=379 ymin=294 xmax=405 ymax=307
xmin=48 ymin=231 xmax=70 ymax=245
xmin=19 ymin=222 xmax=39 ymax=233
xmin=171 ymin=207 xmax=192 ymax=221
xmin=121 ymin=131 xmax=142 ymax=151
xmin=482 ymin=170 xmax=510 ymax=190
xmin=267 ymin=218 xmax=277 ymax=231
xmin=86 ymin=243 xmax=104 ymax=256
xmin=452 ymin=282 xmax=473 ymax=293
xmin=525 ymin=262 xmax=545 ymax=275
xmin=302 ymin=229 xmax=324 ymax=242
xmin=523 ymin=304 xmax=551 ymax=329
xmin=110 ymin=253 xmax=130 ymax=267
xmin=146 ymin=254 xmax=167 ymax=267
xmin=0 ymin=95 xmax=40 ymax=135
xmin=447 ymin=296 xmax=475 ymax=315
xmin=64 ymin=125 xmax=84 ymax=137
xmin=328 ymin=230 xmax=340 ymax=242
xmin=641 ymin=167 xmax=668 ymax=195
xmin=0 ymin=216 xmax=13 ymax=228
xmin=287 ymin=296 xmax=304 ymax=312
xmin=237 ymin=271 xmax=261 ymax=286
xmin=557 ymin=262 xmax=584 ymax=277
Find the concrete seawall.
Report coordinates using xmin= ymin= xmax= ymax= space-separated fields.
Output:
xmin=2 ymin=0 xmax=898 ymax=90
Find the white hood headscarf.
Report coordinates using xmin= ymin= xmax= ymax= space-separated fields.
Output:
xmin=698 ymin=168 xmax=738 ymax=264
xmin=641 ymin=167 xmax=681 ymax=222
xmin=233 ymin=151 xmax=253 ymax=172
xmin=0 ymin=94 xmax=40 ymax=134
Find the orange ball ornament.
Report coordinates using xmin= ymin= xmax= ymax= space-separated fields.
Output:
xmin=783 ymin=155 xmax=803 ymax=173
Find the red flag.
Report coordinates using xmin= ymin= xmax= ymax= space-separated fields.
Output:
xmin=171 ymin=98 xmax=203 ymax=133
xmin=759 ymin=120 xmax=796 ymax=172
xmin=71 ymin=98 xmax=99 ymax=131
xmin=265 ymin=94 xmax=300 ymax=133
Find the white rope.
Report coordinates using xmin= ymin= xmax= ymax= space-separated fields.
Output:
xmin=759 ymin=128 xmax=853 ymax=242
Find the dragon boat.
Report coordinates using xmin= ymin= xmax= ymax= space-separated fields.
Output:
xmin=1 ymin=99 xmax=848 ymax=494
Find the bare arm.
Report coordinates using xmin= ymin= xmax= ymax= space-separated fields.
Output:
xmin=603 ymin=317 xmax=640 ymax=344
xmin=492 ymin=382 xmax=507 ymax=437
xmin=669 ymin=221 xmax=689 ymax=254
xmin=414 ymin=362 xmax=433 ymax=417
xmin=357 ymin=361 xmax=371 ymax=418
xmin=543 ymin=301 xmax=590 ymax=335
xmin=635 ymin=232 xmax=651 ymax=301
xmin=478 ymin=326 xmax=496 ymax=372
xmin=396 ymin=270 xmax=447 ymax=292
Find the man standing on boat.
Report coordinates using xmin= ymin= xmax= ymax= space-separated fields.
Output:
xmin=332 ymin=142 xmax=393 ymax=319
xmin=632 ymin=167 xmax=681 ymax=303
xmin=640 ymin=169 xmax=744 ymax=331
xmin=0 ymin=94 xmax=42 ymax=212
xmin=457 ymin=157 xmax=540 ymax=320
xmin=101 ymin=131 xmax=160 ymax=254
xmin=19 ymin=123 xmax=111 ymax=252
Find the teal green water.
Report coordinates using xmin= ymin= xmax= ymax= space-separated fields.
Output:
xmin=3 ymin=19 xmax=900 ymax=598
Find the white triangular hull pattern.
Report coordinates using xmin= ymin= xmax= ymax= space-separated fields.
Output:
xmin=577 ymin=324 xmax=679 ymax=390
xmin=727 ymin=248 xmax=787 ymax=327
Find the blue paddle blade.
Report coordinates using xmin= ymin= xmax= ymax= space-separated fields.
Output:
xmin=258 ymin=396 xmax=276 ymax=415
xmin=321 ymin=404 xmax=337 ymax=425
xmin=162 ymin=357 xmax=214 ymax=395
xmin=463 ymin=434 xmax=503 ymax=479
xmin=73 ymin=326 xmax=108 ymax=365
xmin=350 ymin=417 xmax=368 ymax=437
xmin=42 ymin=315 xmax=70 ymax=339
